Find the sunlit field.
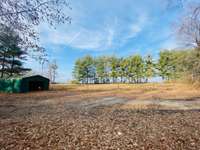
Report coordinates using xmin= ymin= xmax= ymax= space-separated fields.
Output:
xmin=51 ymin=82 xmax=200 ymax=100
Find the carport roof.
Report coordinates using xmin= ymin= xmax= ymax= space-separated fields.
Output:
xmin=7 ymin=73 xmax=49 ymax=81
xmin=21 ymin=74 xmax=50 ymax=80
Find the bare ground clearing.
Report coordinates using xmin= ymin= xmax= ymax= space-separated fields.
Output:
xmin=1 ymin=83 xmax=200 ymax=149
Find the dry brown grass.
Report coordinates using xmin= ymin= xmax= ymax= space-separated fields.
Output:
xmin=51 ymin=82 xmax=200 ymax=101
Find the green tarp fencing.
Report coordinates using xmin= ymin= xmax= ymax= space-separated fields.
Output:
xmin=0 ymin=75 xmax=50 ymax=93
xmin=0 ymin=79 xmax=22 ymax=93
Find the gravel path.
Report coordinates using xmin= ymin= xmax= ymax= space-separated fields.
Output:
xmin=1 ymin=97 xmax=200 ymax=118
xmin=124 ymin=98 xmax=200 ymax=110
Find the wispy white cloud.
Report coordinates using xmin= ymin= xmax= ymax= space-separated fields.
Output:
xmin=67 ymin=31 xmax=81 ymax=45
xmin=159 ymin=37 xmax=180 ymax=50
xmin=107 ymin=28 xmax=115 ymax=47
xmin=38 ymin=0 xmax=154 ymax=51
xmin=39 ymin=12 xmax=148 ymax=51
xmin=126 ymin=14 xmax=148 ymax=39
xmin=40 ymin=26 xmax=112 ymax=50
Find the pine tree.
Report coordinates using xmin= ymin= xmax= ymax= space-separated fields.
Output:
xmin=110 ymin=56 xmax=119 ymax=83
xmin=0 ymin=25 xmax=30 ymax=78
xmin=144 ymin=55 xmax=155 ymax=82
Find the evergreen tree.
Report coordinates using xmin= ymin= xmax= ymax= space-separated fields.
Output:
xmin=83 ymin=55 xmax=95 ymax=84
xmin=127 ymin=55 xmax=144 ymax=83
xmin=118 ymin=58 xmax=128 ymax=83
xmin=0 ymin=25 xmax=30 ymax=78
xmin=73 ymin=50 xmax=200 ymax=84
xmin=95 ymin=56 xmax=107 ymax=83
xmin=110 ymin=56 xmax=119 ymax=83
xmin=144 ymin=55 xmax=155 ymax=82
xmin=73 ymin=58 xmax=85 ymax=83
xmin=73 ymin=55 xmax=95 ymax=84
xmin=157 ymin=50 xmax=182 ymax=80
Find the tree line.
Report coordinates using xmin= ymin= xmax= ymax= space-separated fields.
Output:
xmin=73 ymin=54 xmax=154 ymax=84
xmin=73 ymin=3 xmax=200 ymax=84
xmin=73 ymin=48 xmax=200 ymax=84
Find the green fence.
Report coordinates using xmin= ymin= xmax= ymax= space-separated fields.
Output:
xmin=0 ymin=79 xmax=22 ymax=93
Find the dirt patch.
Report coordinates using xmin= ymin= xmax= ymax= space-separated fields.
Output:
xmin=80 ymin=97 xmax=128 ymax=108
xmin=122 ymin=99 xmax=200 ymax=110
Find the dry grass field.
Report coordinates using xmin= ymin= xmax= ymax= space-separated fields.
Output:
xmin=1 ymin=83 xmax=200 ymax=149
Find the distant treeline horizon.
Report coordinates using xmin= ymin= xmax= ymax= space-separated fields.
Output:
xmin=73 ymin=48 xmax=200 ymax=84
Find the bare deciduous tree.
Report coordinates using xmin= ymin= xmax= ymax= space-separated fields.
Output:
xmin=0 ymin=0 xmax=71 ymax=56
xmin=48 ymin=60 xmax=58 ymax=83
xmin=178 ymin=3 xmax=200 ymax=49
xmin=0 ymin=0 xmax=71 ymax=26
xmin=177 ymin=3 xmax=200 ymax=81
xmin=166 ymin=0 xmax=185 ymax=9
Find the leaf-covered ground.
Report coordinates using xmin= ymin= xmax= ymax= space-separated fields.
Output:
xmin=1 ymin=83 xmax=200 ymax=150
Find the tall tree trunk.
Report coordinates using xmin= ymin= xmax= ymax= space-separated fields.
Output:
xmin=86 ymin=71 xmax=89 ymax=84
xmin=10 ymin=55 xmax=15 ymax=77
xmin=53 ymin=70 xmax=56 ymax=83
xmin=1 ymin=53 xmax=6 ymax=78
xmin=93 ymin=73 xmax=96 ymax=84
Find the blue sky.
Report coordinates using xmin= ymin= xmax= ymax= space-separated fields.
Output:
xmin=26 ymin=0 xmax=194 ymax=82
